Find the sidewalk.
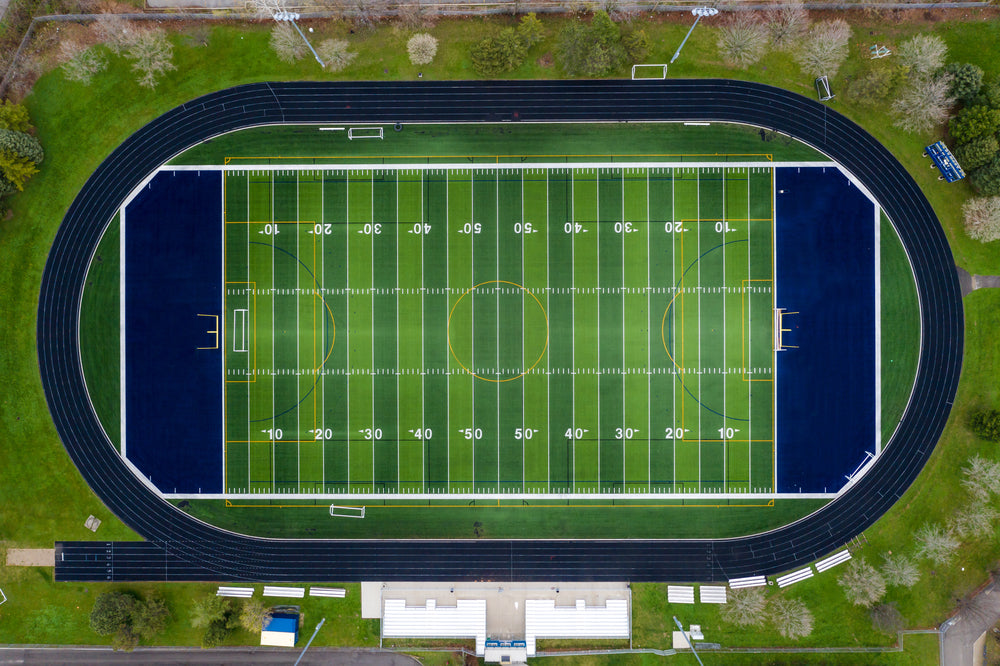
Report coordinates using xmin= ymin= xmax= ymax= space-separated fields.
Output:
xmin=942 ymin=578 xmax=1000 ymax=666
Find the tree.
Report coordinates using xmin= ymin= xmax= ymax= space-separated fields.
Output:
xmin=89 ymin=591 xmax=167 ymax=651
xmin=881 ymin=552 xmax=920 ymax=588
xmin=556 ymin=11 xmax=630 ymax=77
xmin=950 ymin=501 xmax=997 ymax=539
xmin=764 ymin=0 xmax=809 ymax=50
xmin=847 ymin=61 xmax=905 ymax=107
xmin=517 ymin=12 xmax=544 ymax=48
xmin=961 ymin=453 xmax=1000 ymax=497
xmin=191 ymin=595 xmax=232 ymax=629
xmin=133 ymin=596 xmax=170 ymax=640
xmin=915 ymin=523 xmax=960 ymax=565
xmin=621 ymin=28 xmax=649 ymax=63
xmin=794 ymin=19 xmax=851 ymax=77
xmin=970 ymin=156 xmax=1000 ymax=196
xmin=317 ymin=39 xmax=356 ymax=72
xmin=239 ymin=598 xmax=273 ymax=634
xmin=837 ymin=558 xmax=886 ymax=607
xmin=944 ymin=63 xmax=984 ymax=103
xmin=407 ymin=33 xmax=438 ymax=66
xmin=770 ymin=597 xmax=813 ymax=639
xmin=0 ymin=151 xmax=37 ymax=192
xmin=271 ymin=22 xmax=305 ymax=63
xmin=970 ymin=410 xmax=1000 ymax=440
xmin=61 ymin=45 xmax=107 ymax=85
xmin=92 ymin=14 xmax=141 ymax=55
xmin=717 ymin=12 xmax=769 ymax=68
xmin=90 ymin=591 xmax=138 ymax=637
xmin=954 ymin=134 xmax=999 ymax=171
xmin=870 ymin=602 xmax=906 ymax=634
xmin=950 ymin=105 xmax=1000 ymax=145
xmin=720 ymin=587 xmax=768 ymax=627
xmin=126 ymin=29 xmax=176 ymax=89
xmin=897 ymin=34 xmax=947 ymax=77
xmin=0 ymin=99 xmax=32 ymax=132
xmin=891 ymin=73 xmax=954 ymax=134
xmin=472 ymin=28 xmax=527 ymax=77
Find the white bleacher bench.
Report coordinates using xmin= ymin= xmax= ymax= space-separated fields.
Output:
xmin=699 ymin=586 xmax=727 ymax=604
xmin=776 ymin=567 xmax=814 ymax=588
xmin=815 ymin=550 xmax=852 ymax=572
xmin=667 ymin=585 xmax=695 ymax=604
xmin=263 ymin=586 xmax=305 ymax=598
xmin=217 ymin=586 xmax=254 ymax=598
xmin=310 ymin=587 xmax=347 ymax=598
xmin=728 ymin=576 xmax=767 ymax=589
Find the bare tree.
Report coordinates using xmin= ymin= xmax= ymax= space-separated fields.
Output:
xmin=870 ymin=602 xmax=906 ymax=634
xmin=915 ymin=522 xmax=960 ymax=565
xmin=59 ymin=42 xmax=107 ymax=85
xmin=838 ymin=558 xmax=886 ymax=607
xmin=248 ymin=0 xmax=286 ymax=19
xmin=92 ymin=14 xmax=142 ymax=55
xmin=126 ymin=29 xmax=176 ymax=89
xmin=721 ymin=587 xmax=768 ymax=627
xmin=950 ymin=501 xmax=998 ymax=539
xmin=407 ymin=33 xmax=438 ymax=65
xmin=794 ymin=19 xmax=851 ymax=77
xmin=770 ymin=597 xmax=814 ymax=639
xmin=963 ymin=197 xmax=1000 ymax=242
xmin=270 ymin=23 xmax=306 ymax=63
xmin=881 ymin=552 xmax=920 ymax=588
xmin=764 ymin=0 xmax=809 ymax=51
xmin=962 ymin=454 xmax=1000 ymax=499
xmin=897 ymin=34 xmax=948 ymax=77
xmin=891 ymin=72 xmax=954 ymax=134
xmin=317 ymin=39 xmax=356 ymax=72
xmin=717 ymin=12 xmax=769 ymax=68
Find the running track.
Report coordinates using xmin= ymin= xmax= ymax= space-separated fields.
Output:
xmin=40 ymin=80 xmax=962 ymax=582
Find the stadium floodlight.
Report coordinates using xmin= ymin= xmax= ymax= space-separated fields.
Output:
xmin=672 ymin=616 xmax=706 ymax=666
xmin=273 ymin=10 xmax=325 ymax=67
xmin=670 ymin=6 xmax=720 ymax=65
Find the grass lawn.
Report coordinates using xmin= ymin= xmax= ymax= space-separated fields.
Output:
xmin=1 ymin=7 xmax=998 ymax=656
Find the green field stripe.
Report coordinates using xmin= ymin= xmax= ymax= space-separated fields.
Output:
xmin=247 ymin=173 xmax=275 ymax=492
xmin=272 ymin=173 xmax=300 ymax=491
xmin=373 ymin=171 xmax=399 ymax=491
xmin=572 ymin=168 xmax=599 ymax=491
xmin=224 ymin=172 xmax=251 ymax=492
xmin=297 ymin=174 xmax=323 ymax=462
xmin=497 ymin=169 xmax=524 ymax=488
xmin=523 ymin=169 xmax=548 ymax=490
xmin=347 ymin=172 xmax=374 ymax=489
xmin=648 ymin=167 xmax=676 ymax=491
xmin=598 ymin=168 xmax=623 ymax=490
xmin=547 ymin=169 xmax=573 ymax=491
xmin=447 ymin=169 xmax=474 ymax=489
xmin=422 ymin=169 xmax=448 ymax=489
xmin=725 ymin=168 xmax=750 ymax=222
xmin=472 ymin=170 xmax=498 ymax=491
xmin=396 ymin=171 xmax=424 ymax=491
xmin=321 ymin=173 xmax=349 ymax=489
xmin=623 ymin=170 xmax=650 ymax=490
xmin=300 ymin=442 xmax=323 ymax=487
xmin=749 ymin=167 xmax=773 ymax=224
xmin=749 ymin=166 xmax=774 ymax=492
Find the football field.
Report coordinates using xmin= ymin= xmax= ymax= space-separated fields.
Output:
xmin=220 ymin=162 xmax=775 ymax=498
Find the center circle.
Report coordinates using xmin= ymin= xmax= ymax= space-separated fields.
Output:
xmin=447 ymin=280 xmax=549 ymax=383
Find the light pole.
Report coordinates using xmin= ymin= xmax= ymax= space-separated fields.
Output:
xmin=670 ymin=7 xmax=719 ymax=65
xmin=274 ymin=11 xmax=325 ymax=67
xmin=672 ymin=616 xmax=706 ymax=666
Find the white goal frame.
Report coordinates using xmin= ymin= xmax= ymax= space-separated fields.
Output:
xmin=631 ymin=64 xmax=668 ymax=80
xmin=330 ymin=504 xmax=366 ymax=518
xmin=347 ymin=126 xmax=384 ymax=140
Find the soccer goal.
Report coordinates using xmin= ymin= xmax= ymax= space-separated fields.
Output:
xmin=632 ymin=64 xmax=668 ymax=80
xmin=330 ymin=504 xmax=366 ymax=518
xmin=347 ymin=127 xmax=384 ymax=140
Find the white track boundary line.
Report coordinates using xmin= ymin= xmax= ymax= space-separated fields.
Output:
xmin=164 ymin=161 xmax=836 ymax=173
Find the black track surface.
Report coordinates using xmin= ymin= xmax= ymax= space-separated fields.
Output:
xmin=40 ymin=80 xmax=962 ymax=582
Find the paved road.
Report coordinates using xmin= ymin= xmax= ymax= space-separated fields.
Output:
xmin=0 ymin=647 xmax=420 ymax=665
xmin=942 ymin=578 xmax=1000 ymax=666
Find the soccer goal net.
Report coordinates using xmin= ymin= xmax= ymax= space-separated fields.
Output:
xmin=330 ymin=504 xmax=366 ymax=518
xmin=348 ymin=127 xmax=384 ymax=140
xmin=632 ymin=64 xmax=668 ymax=80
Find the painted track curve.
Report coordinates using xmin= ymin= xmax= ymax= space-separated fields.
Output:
xmin=40 ymin=80 xmax=962 ymax=582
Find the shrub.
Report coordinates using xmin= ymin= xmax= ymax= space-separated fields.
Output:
xmin=717 ymin=12 xmax=769 ymax=68
xmin=407 ymin=33 xmax=438 ymax=66
xmin=891 ymin=73 xmax=954 ymax=134
xmin=945 ymin=62 xmax=984 ymax=103
xmin=881 ymin=552 xmax=920 ymax=587
xmin=471 ymin=28 xmax=527 ymax=77
xmin=770 ymin=597 xmax=813 ymax=639
xmin=837 ymin=558 xmax=886 ymax=607
xmin=317 ymin=39 xmax=356 ymax=72
xmin=794 ymin=19 xmax=851 ymax=77
xmin=915 ymin=523 xmax=960 ymax=564
xmin=0 ymin=128 xmax=43 ymax=165
xmin=720 ymin=587 xmax=768 ymax=627
xmin=970 ymin=410 xmax=1000 ymax=439
xmin=954 ymin=134 xmax=999 ymax=171
xmin=950 ymin=105 xmax=1000 ymax=145
xmin=270 ymin=22 xmax=305 ymax=63
xmin=897 ymin=34 xmax=947 ymax=77
xmin=0 ymin=100 xmax=32 ymax=132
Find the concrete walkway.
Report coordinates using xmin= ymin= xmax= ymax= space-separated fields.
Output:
xmin=942 ymin=578 xmax=1000 ymax=666
xmin=956 ymin=266 xmax=1000 ymax=297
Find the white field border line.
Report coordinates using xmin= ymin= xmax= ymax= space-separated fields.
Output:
xmin=165 ymin=490 xmax=835 ymax=500
xmin=161 ymin=161 xmax=837 ymax=174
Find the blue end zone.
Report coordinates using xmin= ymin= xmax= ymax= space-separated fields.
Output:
xmin=775 ymin=167 xmax=876 ymax=493
xmin=125 ymin=170 xmax=222 ymax=494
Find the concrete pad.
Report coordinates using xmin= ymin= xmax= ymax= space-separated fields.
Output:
xmin=6 ymin=548 xmax=55 ymax=566
xmin=361 ymin=581 xmax=383 ymax=619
